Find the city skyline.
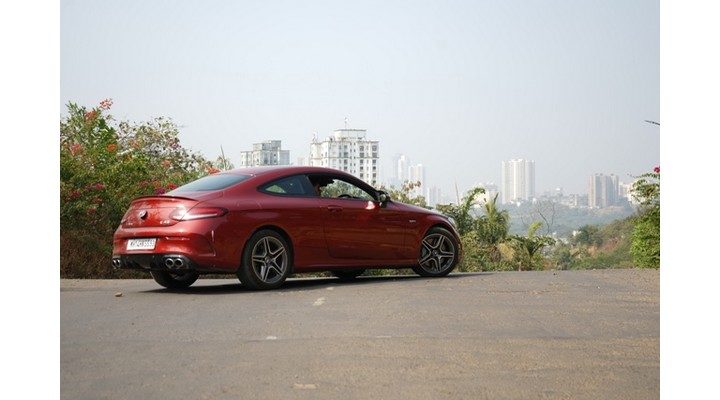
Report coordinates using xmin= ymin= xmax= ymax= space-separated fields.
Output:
xmin=230 ymin=132 xmax=641 ymax=206
xmin=61 ymin=0 xmax=659 ymax=195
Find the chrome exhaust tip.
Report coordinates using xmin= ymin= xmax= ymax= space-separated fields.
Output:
xmin=174 ymin=258 xmax=184 ymax=268
xmin=112 ymin=259 xmax=121 ymax=268
xmin=165 ymin=258 xmax=175 ymax=268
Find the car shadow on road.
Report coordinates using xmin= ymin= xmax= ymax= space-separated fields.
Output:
xmin=141 ymin=272 xmax=493 ymax=295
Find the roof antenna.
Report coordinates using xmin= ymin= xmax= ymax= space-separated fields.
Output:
xmin=344 ymin=117 xmax=349 ymax=129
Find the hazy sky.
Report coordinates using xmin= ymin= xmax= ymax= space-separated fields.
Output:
xmin=61 ymin=0 xmax=659 ymax=195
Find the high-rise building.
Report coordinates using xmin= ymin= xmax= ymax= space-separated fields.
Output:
xmin=309 ymin=128 xmax=380 ymax=186
xmin=501 ymin=159 xmax=536 ymax=204
xmin=407 ymin=163 xmax=425 ymax=196
xmin=396 ymin=154 xmax=409 ymax=183
xmin=427 ymin=186 xmax=442 ymax=207
xmin=239 ymin=140 xmax=290 ymax=167
xmin=588 ymin=173 xmax=620 ymax=208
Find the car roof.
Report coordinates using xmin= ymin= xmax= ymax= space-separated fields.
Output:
xmin=224 ymin=165 xmax=356 ymax=178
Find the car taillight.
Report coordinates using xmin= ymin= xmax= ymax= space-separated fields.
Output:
xmin=120 ymin=209 xmax=132 ymax=224
xmin=170 ymin=207 xmax=228 ymax=221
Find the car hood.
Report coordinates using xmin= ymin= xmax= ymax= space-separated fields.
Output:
xmin=392 ymin=201 xmax=441 ymax=215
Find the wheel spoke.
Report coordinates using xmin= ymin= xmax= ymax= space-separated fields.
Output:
xmin=435 ymin=235 xmax=445 ymax=250
xmin=259 ymin=264 xmax=269 ymax=281
xmin=270 ymin=247 xmax=285 ymax=260
xmin=432 ymin=257 xmax=441 ymax=271
xmin=263 ymin=238 xmax=272 ymax=256
xmin=420 ymin=252 xmax=433 ymax=265
xmin=422 ymin=240 xmax=433 ymax=252
xmin=269 ymin=261 xmax=283 ymax=276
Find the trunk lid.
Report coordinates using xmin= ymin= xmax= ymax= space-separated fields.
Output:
xmin=121 ymin=194 xmax=215 ymax=228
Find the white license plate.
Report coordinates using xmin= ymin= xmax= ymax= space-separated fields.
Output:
xmin=126 ymin=238 xmax=157 ymax=250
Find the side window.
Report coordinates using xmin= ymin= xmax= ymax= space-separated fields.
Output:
xmin=260 ymin=175 xmax=313 ymax=196
xmin=315 ymin=177 xmax=375 ymax=201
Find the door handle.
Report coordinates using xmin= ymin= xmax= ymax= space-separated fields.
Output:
xmin=327 ymin=205 xmax=343 ymax=212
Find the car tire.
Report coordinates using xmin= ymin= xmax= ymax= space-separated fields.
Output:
xmin=150 ymin=270 xmax=199 ymax=289
xmin=412 ymin=227 xmax=459 ymax=277
xmin=238 ymin=230 xmax=292 ymax=290
xmin=331 ymin=269 xmax=365 ymax=281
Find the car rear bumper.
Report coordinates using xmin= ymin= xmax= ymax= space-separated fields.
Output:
xmin=112 ymin=220 xmax=244 ymax=273
xmin=111 ymin=253 xmax=229 ymax=274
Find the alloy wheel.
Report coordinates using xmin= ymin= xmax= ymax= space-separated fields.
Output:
xmin=251 ymin=236 xmax=288 ymax=284
xmin=419 ymin=233 xmax=456 ymax=273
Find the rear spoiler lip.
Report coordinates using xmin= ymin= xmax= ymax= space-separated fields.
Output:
xmin=130 ymin=194 xmax=200 ymax=202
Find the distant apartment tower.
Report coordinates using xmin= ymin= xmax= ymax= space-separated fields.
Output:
xmin=427 ymin=186 xmax=442 ymax=207
xmin=408 ymin=163 xmax=425 ymax=196
xmin=239 ymin=140 xmax=290 ymax=167
xmin=501 ymin=159 xmax=536 ymax=204
xmin=309 ymin=128 xmax=380 ymax=186
xmin=396 ymin=154 xmax=409 ymax=183
xmin=588 ymin=173 xmax=619 ymax=208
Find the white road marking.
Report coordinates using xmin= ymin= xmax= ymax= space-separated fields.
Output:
xmin=293 ymin=383 xmax=317 ymax=390
xmin=265 ymin=336 xmax=278 ymax=340
xmin=313 ymin=297 xmax=326 ymax=306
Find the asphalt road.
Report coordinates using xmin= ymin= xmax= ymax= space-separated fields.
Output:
xmin=61 ymin=269 xmax=658 ymax=400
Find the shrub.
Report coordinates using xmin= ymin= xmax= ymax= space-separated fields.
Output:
xmin=630 ymin=168 xmax=660 ymax=268
xmin=60 ymin=100 xmax=215 ymax=278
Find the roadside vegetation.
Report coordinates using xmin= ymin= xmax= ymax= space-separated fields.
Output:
xmin=60 ymin=100 xmax=225 ymax=278
xmin=60 ymin=101 xmax=659 ymax=278
xmin=386 ymin=169 xmax=659 ymax=272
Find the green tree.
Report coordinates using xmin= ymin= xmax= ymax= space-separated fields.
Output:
xmin=630 ymin=167 xmax=660 ymax=268
xmin=509 ymin=222 xmax=556 ymax=271
xmin=380 ymin=181 xmax=428 ymax=208
xmin=572 ymin=225 xmax=602 ymax=246
xmin=475 ymin=193 xmax=510 ymax=261
xmin=60 ymin=100 xmax=214 ymax=278
xmin=435 ymin=187 xmax=485 ymax=235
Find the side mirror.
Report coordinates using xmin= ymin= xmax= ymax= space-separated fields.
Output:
xmin=377 ymin=190 xmax=391 ymax=206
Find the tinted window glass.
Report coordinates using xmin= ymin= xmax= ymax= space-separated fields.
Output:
xmin=170 ymin=174 xmax=249 ymax=193
xmin=261 ymin=175 xmax=311 ymax=196
xmin=317 ymin=178 xmax=375 ymax=201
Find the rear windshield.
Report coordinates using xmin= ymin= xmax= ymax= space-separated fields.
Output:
xmin=169 ymin=174 xmax=250 ymax=193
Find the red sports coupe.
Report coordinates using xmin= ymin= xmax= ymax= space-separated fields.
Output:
xmin=112 ymin=166 xmax=461 ymax=290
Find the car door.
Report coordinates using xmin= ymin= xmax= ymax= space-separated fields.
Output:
xmin=312 ymin=174 xmax=406 ymax=260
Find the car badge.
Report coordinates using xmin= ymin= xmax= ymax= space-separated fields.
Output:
xmin=138 ymin=210 xmax=148 ymax=220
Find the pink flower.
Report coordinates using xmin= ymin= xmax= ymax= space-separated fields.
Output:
xmin=84 ymin=110 xmax=97 ymax=121
xmin=653 ymin=166 xmax=660 ymax=174
xmin=99 ymin=98 xmax=113 ymax=110
xmin=166 ymin=183 xmax=178 ymax=190
xmin=154 ymin=188 xmax=166 ymax=195
xmin=69 ymin=143 xmax=83 ymax=156
xmin=92 ymin=183 xmax=106 ymax=191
